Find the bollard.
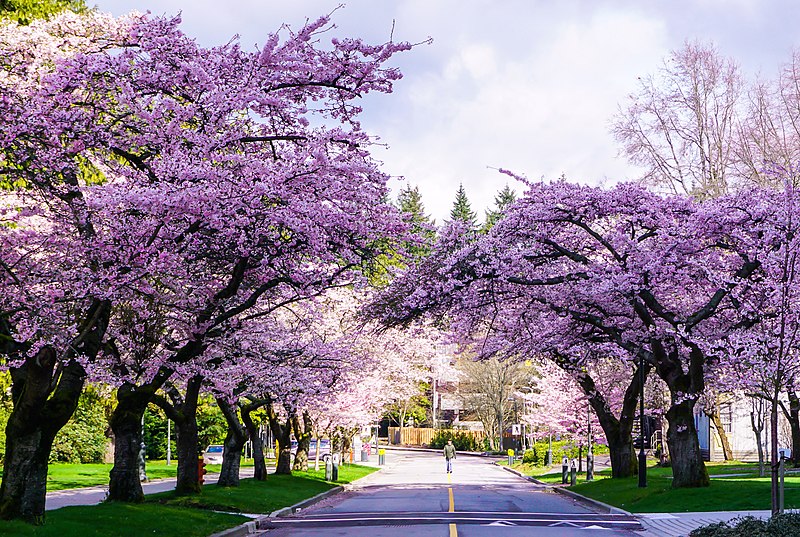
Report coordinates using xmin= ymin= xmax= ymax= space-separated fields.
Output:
xmin=331 ymin=453 xmax=339 ymax=482
xmin=570 ymin=459 xmax=577 ymax=486
xmin=561 ymin=456 xmax=569 ymax=484
xmin=378 ymin=448 xmax=385 ymax=465
xmin=508 ymin=448 xmax=514 ymax=466
xmin=325 ymin=456 xmax=333 ymax=481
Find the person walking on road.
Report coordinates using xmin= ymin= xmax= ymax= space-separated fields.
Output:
xmin=443 ymin=440 xmax=456 ymax=473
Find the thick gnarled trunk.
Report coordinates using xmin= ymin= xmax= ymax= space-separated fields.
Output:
xmin=157 ymin=376 xmax=203 ymax=495
xmin=108 ymin=384 xmax=153 ymax=502
xmin=0 ymin=351 xmax=85 ymax=522
xmin=655 ymin=344 xmax=709 ymax=488
xmin=0 ymin=299 xmax=109 ymax=522
xmin=665 ymin=400 xmax=709 ymax=488
xmin=216 ymin=397 xmax=247 ymax=487
xmin=242 ymin=404 xmax=267 ymax=480
xmin=266 ymin=401 xmax=292 ymax=475
xmin=109 ymin=365 xmax=174 ymax=502
xmin=292 ymin=411 xmax=313 ymax=472
xmin=564 ymin=356 xmax=644 ymax=479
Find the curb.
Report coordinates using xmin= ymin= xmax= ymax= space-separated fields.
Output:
xmin=210 ymin=466 xmax=380 ymax=536
xmin=496 ymin=463 xmax=633 ymax=517
xmin=267 ymin=485 xmax=345 ymax=517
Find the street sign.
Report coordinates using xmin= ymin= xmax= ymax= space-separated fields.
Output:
xmin=511 ymin=424 xmax=521 ymax=435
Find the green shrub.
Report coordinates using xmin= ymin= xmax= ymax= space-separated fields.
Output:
xmin=769 ymin=513 xmax=800 ymax=536
xmin=429 ymin=430 xmax=479 ymax=451
xmin=51 ymin=387 xmax=110 ymax=463
xmin=689 ymin=514 xmax=800 ymax=536
xmin=689 ymin=521 xmax=734 ymax=537
xmin=522 ymin=447 xmax=539 ymax=464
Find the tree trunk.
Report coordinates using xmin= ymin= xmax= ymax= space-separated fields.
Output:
xmin=216 ymin=397 xmax=247 ymax=487
xmin=109 ymin=362 xmax=179 ymax=502
xmin=782 ymin=390 xmax=800 ymax=467
xmin=0 ymin=350 xmax=84 ymax=522
xmin=665 ymin=400 xmax=709 ymax=488
xmin=771 ymin=396 xmax=780 ymax=516
xmin=168 ymin=376 xmax=203 ymax=494
xmin=707 ymin=408 xmax=734 ymax=461
xmin=241 ymin=405 xmax=267 ymax=480
xmin=292 ymin=411 xmax=312 ymax=472
xmin=751 ymin=397 xmax=766 ymax=478
xmin=567 ymin=356 xmax=643 ymax=479
xmin=266 ymin=401 xmax=292 ymax=475
xmin=108 ymin=383 xmax=155 ymax=502
xmin=607 ymin=435 xmax=637 ymax=479
xmin=0 ymin=299 xmax=110 ymax=522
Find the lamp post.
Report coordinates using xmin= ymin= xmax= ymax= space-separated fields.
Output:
xmin=587 ymin=402 xmax=594 ymax=481
xmin=516 ymin=386 xmax=535 ymax=453
xmin=638 ymin=352 xmax=647 ymax=488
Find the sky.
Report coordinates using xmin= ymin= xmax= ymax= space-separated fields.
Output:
xmin=92 ymin=0 xmax=800 ymax=223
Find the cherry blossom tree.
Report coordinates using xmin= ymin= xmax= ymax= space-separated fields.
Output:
xmin=371 ymin=179 xmax=780 ymax=488
xmin=0 ymin=9 xmax=412 ymax=517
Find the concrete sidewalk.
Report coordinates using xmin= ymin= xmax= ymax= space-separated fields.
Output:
xmin=638 ymin=510 xmax=772 ymax=536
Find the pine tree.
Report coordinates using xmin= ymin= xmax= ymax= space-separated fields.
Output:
xmin=482 ymin=184 xmax=517 ymax=232
xmin=397 ymin=184 xmax=435 ymax=260
xmin=449 ymin=183 xmax=478 ymax=229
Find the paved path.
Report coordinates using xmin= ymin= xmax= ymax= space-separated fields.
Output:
xmin=637 ymin=510 xmax=772 ymax=536
xmin=45 ymin=467 xmax=256 ymax=510
xmin=260 ymin=450 xmax=641 ymax=536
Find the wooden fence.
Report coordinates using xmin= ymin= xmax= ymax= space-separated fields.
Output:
xmin=388 ymin=427 xmax=486 ymax=447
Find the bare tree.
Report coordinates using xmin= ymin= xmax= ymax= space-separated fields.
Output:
xmin=739 ymin=52 xmax=800 ymax=187
xmin=456 ymin=357 xmax=532 ymax=450
xmin=612 ymin=41 xmax=744 ymax=198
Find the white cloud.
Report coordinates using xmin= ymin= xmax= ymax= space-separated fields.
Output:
xmin=93 ymin=0 xmax=800 ymax=221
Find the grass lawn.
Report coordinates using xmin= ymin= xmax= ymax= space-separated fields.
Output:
xmin=0 ymin=503 xmax=246 ymax=537
xmin=509 ymin=460 xmax=800 ymax=513
xmin=1 ymin=463 xmax=378 ymax=536
xmin=0 ymin=459 xmax=261 ymax=492
xmin=42 ymin=461 xmax=179 ymax=491
xmin=152 ymin=463 xmax=379 ymax=514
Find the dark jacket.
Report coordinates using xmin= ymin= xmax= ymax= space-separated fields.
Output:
xmin=443 ymin=444 xmax=456 ymax=460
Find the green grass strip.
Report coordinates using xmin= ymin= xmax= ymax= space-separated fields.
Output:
xmin=0 ymin=502 xmax=246 ymax=537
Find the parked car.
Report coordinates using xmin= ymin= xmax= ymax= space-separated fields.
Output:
xmin=203 ymin=444 xmax=224 ymax=465
xmin=289 ymin=439 xmax=331 ymax=462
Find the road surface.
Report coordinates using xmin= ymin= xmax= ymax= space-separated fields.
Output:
xmin=260 ymin=449 xmax=641 ymax=537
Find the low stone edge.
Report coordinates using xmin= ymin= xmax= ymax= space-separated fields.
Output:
xmin=496 ymin=462 xmax=633 ymax=517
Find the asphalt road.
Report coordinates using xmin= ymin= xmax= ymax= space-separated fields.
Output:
xmin=260 ymin=449 xmax=641 ymax=537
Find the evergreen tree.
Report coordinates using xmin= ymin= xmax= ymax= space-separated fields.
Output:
xmin=449 ymin=183 xmax=478 ymax=229
xmin=482 ymin=184 xmax=517 ymax=232
xmin=397 ymin=184 xmax=435 ymax=260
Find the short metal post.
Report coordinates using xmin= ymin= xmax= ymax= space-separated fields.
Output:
xmin=570 ymin=459 xmax=577 ymax=486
